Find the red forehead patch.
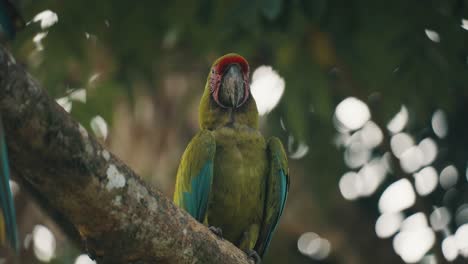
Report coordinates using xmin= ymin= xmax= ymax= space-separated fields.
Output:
xmin=214 ymin=54 xmax=249 ymax=74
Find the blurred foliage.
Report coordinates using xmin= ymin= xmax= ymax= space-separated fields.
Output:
xmin=3 ymin=0 xmax=468 ymax=263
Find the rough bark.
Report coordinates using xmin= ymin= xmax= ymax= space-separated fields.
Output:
xmin=0 ymin=46 xmax=251 ymax=263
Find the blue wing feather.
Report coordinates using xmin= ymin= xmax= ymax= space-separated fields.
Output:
xmin=259 ymin=166 xmax=288 ymax=257
xmin=256 ymin=138 xmax=289 ymax=258
xmin=0 ymin=116 xmax=19 ymax=252
xmin=182 ymin=161 xmax=213 ymax=221
xmin=174 ymin=130 xmax=215 ymax=222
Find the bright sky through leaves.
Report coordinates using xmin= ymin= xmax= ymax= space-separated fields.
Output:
xmin=250 ymin=66 xmax=285 ymax=116
xmin=378 ymin=179 xmax=416 ymax=214
xmin=33 ymin=225 xmax=56 ymax=262
xmin=32 ymin=10 xmax=58 ymax=29
xmin=334 ymin=97 xmax=370 ymax=131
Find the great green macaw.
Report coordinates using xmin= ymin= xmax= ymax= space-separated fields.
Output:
xmin=0 ymin=115 xmax=19 ymax=252
xmin=173 ymin=54 xmax=289 ymax=261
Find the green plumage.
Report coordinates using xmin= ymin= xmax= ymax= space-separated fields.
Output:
xmin=174 ymin=54 xmax=289 ymax=258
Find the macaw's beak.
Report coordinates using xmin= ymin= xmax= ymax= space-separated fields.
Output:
xmin=219 ymin=64 xmax=245 ymax=108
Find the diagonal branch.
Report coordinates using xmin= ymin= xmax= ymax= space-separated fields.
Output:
xmin=0 ymin=46 xmax=250 ymax=264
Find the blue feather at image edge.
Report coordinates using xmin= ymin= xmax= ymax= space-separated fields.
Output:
xmin=0 ymin=116 xmax=19 ymax=251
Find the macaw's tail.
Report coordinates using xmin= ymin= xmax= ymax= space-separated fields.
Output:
xmin=0 ymin=115 xmax=19 ymax=252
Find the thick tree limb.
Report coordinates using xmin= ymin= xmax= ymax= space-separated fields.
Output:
xmin=0 ymin=46 xmax=251 ymax=264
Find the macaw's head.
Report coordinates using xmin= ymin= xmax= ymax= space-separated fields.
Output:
xmin=210 ymin=54 xmax=250 ymax=108
xmin=199 ymin=53 xmax=258 ymax=130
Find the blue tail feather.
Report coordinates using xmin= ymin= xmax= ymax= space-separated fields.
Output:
xmin=260 ymin=168 xmax=288 ymax=257
xmin=0 ymin=116 xmax=19 ymax=252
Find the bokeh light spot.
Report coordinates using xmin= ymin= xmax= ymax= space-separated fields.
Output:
xmin=279 ymin=117 xmax=286 ymax=131
xmin=413 ymin=166 xmax=438 ymax=196
xmin=455 ymin=224 xmax=468 ymax=257
xmin=250 ymin=66 xmax=285 ymax=116
xmin=75 ymin=254 xmax=96 ymax=264
xmin=431 ymin=110 xmax=448 ymax=138
xmin=399 ymin=146 xmax=424 ymax=173
xmin=466 ymin=162 xmax=468 ymax=182
xmin=357 ymin=158 xmax=387 ymax=197
xmin=461 ymin=19 xmax=468 ymax=31
xmin=9 ymin=180 xmax=19 ymax=197
xmin=287 ymin=135 xmax=309 ymax=160
xmin=387 ymin=105 xmax=408 ymax=134
xmin=456 ymin=204 xmax=468 ymax=226
xmin=360 ymin=121 xmax=383 ymax=148
xmin=393 ymin=213 xmax=435 ymax=263
xmin=90 ymin=115 xmax=109 ymax=140
xmin=401 ymin=213 xmax=428 ymax=231
xmin=339 ymin=172 xmax=359 ymax=200
xmin=33 ymin=225 xmax=56 ymax=262
xmin=88 ymin=73 xmax=101 ymax=85
xmin=390 ymin=133 xmax=414 ymax=158
xmin=344 ymin=141 xmax=370 ymax=169
xmin=393 ymin=228 xmax=435 ymax=263
xmin=297 ymin=232 xmax=331 ymax=260
xmin=379 ymin=179 xmax=416 ymax=213
xmin=429 ymin=207 xmax=451 ymax=231
xmin=425 ymin=29 xmax=440 ymax=42
xmin=56 ymin=96 xmax=72 ymax=113
xmin=440 ymin=165 xmax=459 ymax=190
xmin=33 ymin=32 xmax=48 ymax=51
xmin=375 ymin=212 xmax=404 ymax=238
xmin=32 ymin=10 xmax=59 ymax=29
xmin=69 ymin=89 xmax=87 ymax=103
xmin=442 ymin=236 xmax=458 ymax=261
xmin=334 ymin=97 xmax=370 ymax=131
xmin=418 ymin=138 xmax=438 ymax=166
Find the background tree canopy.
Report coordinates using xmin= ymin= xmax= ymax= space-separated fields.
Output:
xmin=2 ymin=0 xmax=468 ymax=263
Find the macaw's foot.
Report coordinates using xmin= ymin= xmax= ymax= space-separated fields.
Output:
xmin=209 ymin=226 xmax=223 ymax=239
xmin=246 ymin=249 xmax=262 ymax=264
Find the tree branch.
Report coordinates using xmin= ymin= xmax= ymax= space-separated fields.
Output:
xmin=0 ymin=46 xmax=250 ymax=264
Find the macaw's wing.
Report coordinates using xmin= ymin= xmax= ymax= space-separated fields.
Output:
xmin=173 ymin=130 xmax=216 ymax=222
xmin=0 ymin=116 xmax=18 ymax=252
xmin=255 ymin=137 xmax=289 ymax=258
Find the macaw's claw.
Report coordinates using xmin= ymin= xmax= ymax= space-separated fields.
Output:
xmin=208 ymin=226 xmax=223 ymax=239
xmin=246 ymin=249 xmax=262 ymax=264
